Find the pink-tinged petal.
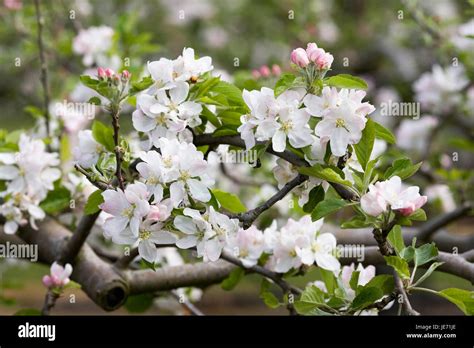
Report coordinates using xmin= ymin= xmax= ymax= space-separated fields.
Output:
xmin=100 ymin=190 xmax=128 ymax=215
xmin=288 ymin=129 xmax=313 ymax=149
xmin=42 ymin=275 xmax=53 ymax=288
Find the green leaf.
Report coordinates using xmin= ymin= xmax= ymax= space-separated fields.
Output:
xmin=195 ymin=76 xmax=221 ymax=99
xmin=124 ymin=293 xmax=154 ymax=313
xmin=88 ymin=96 xmax=101 ymax=105
xmin=211 ymin=81 xmax=245 ymax=105
xmin=260 ymin=279 xmax=281 ymax=309
xmin=302 ymin=185 xmax=325 ymax=213
xmin=340 ymin=216 xmax=372 ymax=229
xmin=84 ymin=190 xmax=104 ymax=215
xmin=384 ymin=158 xmax=422 ymax=180
xmin=201 ymin=105 xmax=221 ymax=128
xmin=353 ymin=119 xmax=375 ymax=170
xmin=294 ymin=285 xmax=327 ymax=315
xmin=221 ymin=267 xmax=245 ymax=291
xmin=60 ymin=134 xmax=71 ymax=163
xmin=387 ymin=225 xmax=405 ymax=255
xmin=400 ymin=246 xmax=415 ymax=262
xmin=414 ymin=243 xmax=438 ymax=267
xmin=14 ymin=308 xmax=41 ymax=316
xmin=407 ymin=209 xmax=427 ymax=221
xmin=363 ymin=275 xmax=395 ymax=295
xmin=92 ymin=120 xmax=115 ymax=152
xmin=320 ymin=268 xmax=336 ymax=294
xmin=349 ymin=271 xmax=360 ymax=291
xmin=438 ymin=288 xmax=474 ymax=315
xmin=80 ymin=75 xmax=99 ymax=88
xmin=384 ymin=255 xmax=410 ymax=279
xmin=324 ymin=74 xmax=368 ymax=90
xmin=63 ymin=280 xmax=82 ymax=291
xmin=212 ymin=125 xmax=239 ymax=137
xmin=39 ymin=187 xmax=71 ymax=214
xmin=311 ymin=198 xmax=348 ymax=221
xmin=298 ymin=164 xmax=353 ymax=187
xmin=129 ymin=76 xmax=154 ymax=95
xmin=274 ymin=73 xmax=297 ymax=96
xmin=24 ymin=105 xmax=44 ymax=119
xmin=412 ymin=262 xmax=444 ymax=287
xmin=351 ymin=287 xmax=383 ymax=310
xmin=211 ymin=189 xmax=247 ymax=213
xmin=374 ymin=122 xmax=396 ymax=144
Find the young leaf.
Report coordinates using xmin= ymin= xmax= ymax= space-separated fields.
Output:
xmin=294 ymin=285 xmax=327 ymax=315
xmin=363 ymin=275 xmax=395 ymax=295
xmin=39 ymin=187 xmax=71 ymax=214
xmin=353 ymin=119 xmax=375 ymax=170
xmin=414 ymin=243 xmax=438 ymax=267
xmin=298 ymin=164 xmax=353 ymax=187
xmin=92 ymin=120 xmax=115 ymax=152
xmin=384 ymin=255 xmax=410 ymax=279
xmin=407 ymin=209 xmax=427 ymax=221
xmin=129 ymin=76 xmax=154 ymax=95
xmin=221 ymin=267 xmax=245 ymax=291
xmin=387 ymin=225 xmax=405 ymax=255
xmin=302 ymin=185 xmax=325 ymax=213
xmin=438 ymin=288 xmax=474 ymax=315
xmin=211 ymin=189 xmax=247 ymax=213
xmin=84 ymin=190 xmax=105 ymax=215
xmin=373 ymin=121 xmax=396 ymax=144
xmin=311 ymin=198 xmax=348 ymax=221
xmin=412 ymin=262 xmax=444 ymax=287
xmin=324 ymin=74 xmax=368 ymax=90
xmin=274 ymin=73 xmax=297 ymax=97
xmin=351 ymin=287 xmax=383 ymax=310
xmin=384 ymin=158 xmax=422 ymax=180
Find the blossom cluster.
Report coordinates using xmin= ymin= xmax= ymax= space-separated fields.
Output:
xmin=72 ymin=26 xmax=114 ymax=67
xmin=0 ymin=135 xmax=61 ymax=234
xmin=361 ymin=175 xmax=427 ymax=217
xmin=132 ymin=48 xmax=213 ymax=149
xmin=291 ymin=43 xmax=334 ymax=70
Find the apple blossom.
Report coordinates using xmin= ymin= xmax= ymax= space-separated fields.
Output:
xmin=72 ymin=26 xmax=114 ymax=66
xmin=225 ymin=226 xmax=265 ymax=268
xmin=174 ymin=207 xmax=239 ymax=262
xmin=42 ymin=262 xmax=73 ymax=289
xmin=100 ymin=182 xmax=151 ymax=238
xmin=306 ymin=42 xmax=334 ymax=70
xmin=361 ymin=176 xmax=427 ymax=217
xmin=304 ymin=87 xmax=375 ymax=157
xmin=341 ymin=263 xmax=376 ymax=300
xmin=73 ymin=130 xmax=105 ymax=168
xmin=113 ymin=220 xmax=177 ymax=263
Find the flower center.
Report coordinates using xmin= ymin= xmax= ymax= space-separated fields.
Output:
xmin=281 ymin=120 xmax=294 ymax=133
xmin=162 ymin=156 xmax=173 ymax=168
xmin=139 ymin=230 xmax=151 ymax=240
xmin=180 ymin=170 xmax=191 ymax=181
xmin=122 ymin=204 xmax=136 ymax=218
xmin=156 ymin=114 xmax=167 ymax=125
xmin=335 ymin=118 xmax=346 ymax=128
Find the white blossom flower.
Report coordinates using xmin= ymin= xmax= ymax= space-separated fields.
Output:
xmin=73 ymin=130 xmax=104 ymax=168
xmin=113 ymin=220 xmax=177 ymax=263
xmin=414 ymin=65 xmax=469 ymax=114
xmin=100 ymin=182 xmax=150 ymax=238
xmin=72 ymin=26 xmax=114 ymax=66
xmin=340 ymin=263 xmax=376 ymax=300
xmin=226 ymin=226 xmax=265 ymax=267
xmin=174 ymin=207 xmax=239 ymax=262
xmin=304 ymin=87 xmax=375 ymax=157
xmin=396 ymin=116 xmax=438 ymax=153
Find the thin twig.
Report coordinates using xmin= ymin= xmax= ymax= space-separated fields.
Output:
xmin=394 ymin=274 xmax=419 ymax=316
xmin=111 ymin=107 xmax=125 ymax=190
xmin=34 ymin=0 xmax=51 ymax=138
xmin=115 ymin=247 xmax=139 ymax=269
xmin=74 ymin=164 xmax=113 ymax=190
xmin=170 ymin=290 xmax=204 ymax=316
xmin=41 ymin=290 xmax=59 ymax=316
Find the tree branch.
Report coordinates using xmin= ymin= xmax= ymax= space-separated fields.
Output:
xmin=34 ymin=0 xmax=51 ymax=138
xmin=394 ymin=274 xmax=419 ymax=316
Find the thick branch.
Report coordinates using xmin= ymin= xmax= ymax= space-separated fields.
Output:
xmin=125 ymin=260 xmax=236 ymax=294
xmin=415 ymin=203 xmax=472 ymax=242
xmin=58 ymin=212 xmax=101 ymax=264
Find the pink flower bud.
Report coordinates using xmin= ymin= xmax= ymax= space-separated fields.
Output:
xmin=4 ymin=0 xmax=22 ymax=10
xmin=97 ymin=67 xmax=106 ymax=79
xmin=147 ymin=205 xmax=168 ymax=222
xmin=290 ymin=48 xmax=309 ymax=68
xmin=259 ymin=65 xmax=271 ymax=78
xmin=42 ymin=275 xmax=53 ymax=288
xmin=306 ymin=42 xmax=320 ymax=61
xmin=398 ymin=196 xmax=427 ymax=216
xmin=314 ymin=51 xmax=334 ymax=70
xmin=252 ymin=69 xmax=261 ymax=79
xmin=121 ymin=70 xmax=131 ymax=80
xmin=271 ymin=64 xmax=281 ymax=76
xmin=104 ymin=68 xmax=115 ymax=78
